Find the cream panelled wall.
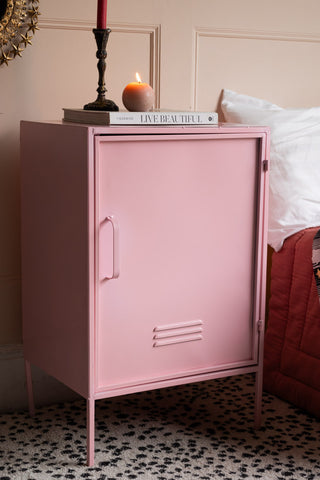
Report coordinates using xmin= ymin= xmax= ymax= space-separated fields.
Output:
xmin=1 ymin=0 xmax=320 ymax=344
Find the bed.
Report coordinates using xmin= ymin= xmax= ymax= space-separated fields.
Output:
xmin=221 ymin=89 xmax=320 ymax=417
xmin=264 ymin=227 xmax=320 ymax=417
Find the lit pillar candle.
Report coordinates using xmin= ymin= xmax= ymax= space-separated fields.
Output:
xmin=97 ymin=0 xmax=107 ymax=29
xmin=122 ymin=73 xmax=155 ymax=112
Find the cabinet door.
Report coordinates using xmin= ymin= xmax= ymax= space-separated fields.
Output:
xmin=95 ymin=134 xmax=262 ymax=390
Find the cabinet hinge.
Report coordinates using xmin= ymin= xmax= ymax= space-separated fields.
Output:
xmin=257 ymin=320 xmax=263 ymax=332
xmin=262 ymin=160 xmax=269 ymax=172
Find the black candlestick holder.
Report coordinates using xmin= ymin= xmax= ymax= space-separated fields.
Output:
xmin=84 ymin=28 xmax=119 ymax=111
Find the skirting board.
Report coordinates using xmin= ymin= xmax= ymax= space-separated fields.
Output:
xmin=0 ymin=344 xmax=80 ymax=413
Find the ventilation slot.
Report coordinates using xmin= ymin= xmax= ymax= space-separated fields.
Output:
xmin=153 ymin=319 xmax=203 ymax=348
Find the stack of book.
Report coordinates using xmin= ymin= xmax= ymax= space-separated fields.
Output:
xmin=62 ymin=108 xmax=218 ymax=126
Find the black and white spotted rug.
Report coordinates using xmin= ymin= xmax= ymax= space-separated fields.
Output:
xmin=0 ymin=375 xmax=319 ymax=480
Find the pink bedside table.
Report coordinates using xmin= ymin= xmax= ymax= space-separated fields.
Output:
xmin=20 ymin=121 xmax=269 ymax=465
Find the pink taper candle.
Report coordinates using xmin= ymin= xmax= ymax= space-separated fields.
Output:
xmin=97 ymin=0 xmax=107 ymax=29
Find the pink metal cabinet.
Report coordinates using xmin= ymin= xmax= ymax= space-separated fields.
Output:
xmin=20 ymin=122 xmax=269 ymax=466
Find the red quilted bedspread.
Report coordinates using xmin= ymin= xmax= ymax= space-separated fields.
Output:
xmin=264 ymin=227 xmax=320 ymax=417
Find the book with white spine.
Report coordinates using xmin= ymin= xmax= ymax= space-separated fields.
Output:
xmin=63 ymin=108 xmax=218 ymax=126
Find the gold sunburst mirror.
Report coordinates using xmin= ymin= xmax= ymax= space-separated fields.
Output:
xmin=0 ymin=0 xmax=40 ymax=65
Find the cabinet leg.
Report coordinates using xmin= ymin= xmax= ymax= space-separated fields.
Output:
xmin=254 ymin=369 xmax=263 ymax=428
xmin=87 ymin=398 xmax=95 ymax=466
xmin=24 ymin=360 xmax=35 ymax=417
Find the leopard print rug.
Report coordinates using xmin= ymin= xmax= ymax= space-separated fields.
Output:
xmin=0 ymin=375 xmax=319 ymax=480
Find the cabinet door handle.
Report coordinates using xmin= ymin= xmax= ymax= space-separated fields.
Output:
xmin=105 ymin=215 xmax=120 ymax=280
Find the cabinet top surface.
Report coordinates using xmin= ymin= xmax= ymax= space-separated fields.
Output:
xmin=21 ymin=120 xmax=270 ymax=137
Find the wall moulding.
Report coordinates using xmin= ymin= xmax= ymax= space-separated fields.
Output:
xmin=38 ymin=19 xmax=160 ymax=107
xmin=0 ymin=343 xmax=23 ymax=361
xmin=194 ymin=26 xmax=320 ymax=44
xmin=192 ymin=26 xmax=320 ymax=110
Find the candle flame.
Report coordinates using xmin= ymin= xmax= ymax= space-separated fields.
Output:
xmin=135 ymin=72 xmax=142 ymax=83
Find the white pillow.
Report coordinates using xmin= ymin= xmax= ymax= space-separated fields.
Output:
xmin=221 ymin=89 xmax=320 ymax=251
